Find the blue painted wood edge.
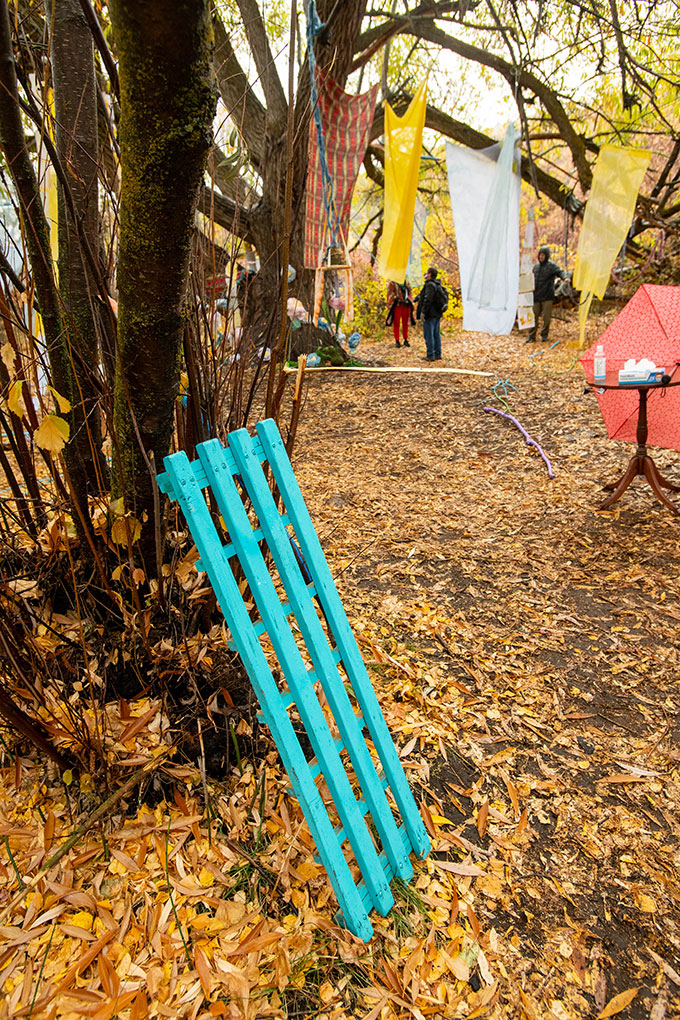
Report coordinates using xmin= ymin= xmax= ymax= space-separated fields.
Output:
xmin=227 ymin=427 xmax=412 ymax=885
xmin=162 ymin=447 xmax=374 ymax=941
xmin=196 ymin=437 xmax=394 ymax=916
xmin=256 ymin=419 xmax=431 ymax=862
xmin=157 ymin=437 xmax=267 ymax=501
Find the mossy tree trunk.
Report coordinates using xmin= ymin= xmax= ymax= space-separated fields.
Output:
xmin=109 ymin=0 xmax=216 ymax=568
xmin=50 ymin=0 xmax=109 ymax=497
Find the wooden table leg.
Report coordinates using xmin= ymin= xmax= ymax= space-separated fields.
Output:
xmin=598 ymin=387 xmax=680 ymax=515
xmin=652 ymin=465 xmax=680 ymax=492
xmin=644 ymin=458 xmax=680 ymax=514
xmin=599 ymin=454 xmax=640 ymax=509
xmin=602 ymin=465 xmax=631 ymax=492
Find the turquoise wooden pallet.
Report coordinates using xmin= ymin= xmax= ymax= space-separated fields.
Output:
xmin=157 ymin=419 xmax=430 ymax=940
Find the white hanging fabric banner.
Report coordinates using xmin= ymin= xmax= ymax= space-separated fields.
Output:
xmin=446 ymin=124 xmax=521 ymax=334
xmin=406 ymin=198 xmax=428 ymax=284
xmin=517 ymin=207 xmax=536 ymax=330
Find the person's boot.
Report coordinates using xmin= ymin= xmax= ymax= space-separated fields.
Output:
xmin=395 ymin=340 xmax=401 ymax=347
xmin=403 ymin=339 xmax=410 ymax=347
xmin=525 ymin=334 xmax=537 ymax=343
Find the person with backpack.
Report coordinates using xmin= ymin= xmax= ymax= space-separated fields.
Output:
xmin=385 ymin=279 xmax=415 ymax=347
xmin=416 ymin=266 xmax=448 ymax=361
xmin=525 ymin=245 xmax=566 ymax=343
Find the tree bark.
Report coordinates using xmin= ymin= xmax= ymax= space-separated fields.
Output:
xmin=109 ymin=0 xmax=216 ymax=568
xmin=0 ymin=0 xmax=89 ymax=516
xmin=241 ymin=0 xmax=368 ymax=335
xmin=213 ymin=13 xmax=265 ymax=170
xmin=51 ymin=0 xmax=109 ymax=496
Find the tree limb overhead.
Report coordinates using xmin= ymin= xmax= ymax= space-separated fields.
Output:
xmin=213 ymin=13 xmax=266 ymax=168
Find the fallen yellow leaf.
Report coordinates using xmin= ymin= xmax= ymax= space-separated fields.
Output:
xmin=198 ymin=867 xmax=214 ymax=887
xmin=70 ymin=910 xmax=94 ymax=932
xmin=296 ymin=860 xmax=321 ymax=881
xmin=597 ymin=986 xmax=640 ymax=1018
xmin=319 ymin=981 xmax=335 ymax=1004
xmin=634 ymin=891 xmax=656 ymax=913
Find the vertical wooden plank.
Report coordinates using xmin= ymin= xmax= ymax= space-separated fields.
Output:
xmin=197 ymin=439 xmax=394 ymax=916
xmin=162 ymin=450 xmax=374 ymax=940
xmin=256 ymin=419 xmax=431 ymax=860
xmin=227 ymin=428 xmax=413 ymax=885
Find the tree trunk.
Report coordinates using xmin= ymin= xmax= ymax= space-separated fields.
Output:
xmin=247 ymin=0 xmax=368 ymax=334
xmin=0 ymin=0 xmax=89 ymax=517
xmin=109 ymin=0 xmax=216 ymax=569
xmin=51 ymin=0 xmax=109 ymax=497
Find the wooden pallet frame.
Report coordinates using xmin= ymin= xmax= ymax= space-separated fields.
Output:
xmin=157 ymin=420 xmax=430 ymax=940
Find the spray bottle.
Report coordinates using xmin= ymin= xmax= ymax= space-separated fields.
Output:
xmin=593 ymin=344 xmax=606 ymax=381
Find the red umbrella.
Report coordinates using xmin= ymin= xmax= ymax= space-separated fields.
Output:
xmin=580 ymin=284 xmax=680 ymax=449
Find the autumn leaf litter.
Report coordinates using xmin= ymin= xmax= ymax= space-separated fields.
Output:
xmin=1 ymin=310 xmax=679 ymax=1019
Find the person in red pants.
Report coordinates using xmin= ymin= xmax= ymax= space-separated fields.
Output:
xmin=386 ymin=280 xmax=415 ymax=347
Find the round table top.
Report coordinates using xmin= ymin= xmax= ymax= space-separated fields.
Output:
xmin=583 ymin=368 xmax=680 ymax=391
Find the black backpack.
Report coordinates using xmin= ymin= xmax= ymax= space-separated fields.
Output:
xmin=431 ymin=281 xmax=449 ymax=315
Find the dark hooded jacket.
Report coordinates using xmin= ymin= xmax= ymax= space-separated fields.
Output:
xmin=416 ymin=278 xmax=445 ymax=320
xmin=532 ymin=245 xmax=565 ymax=302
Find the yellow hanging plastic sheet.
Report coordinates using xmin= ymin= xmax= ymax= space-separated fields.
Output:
xmin=380 ymin=83 xmax=427 ymax=283
xmin=46 ymin=88 xmax=58 ymax=266
xmin=47 ymin=168 xmax=58 ymax=266
xmin=572 ymin=144 xmax=651 ymax=347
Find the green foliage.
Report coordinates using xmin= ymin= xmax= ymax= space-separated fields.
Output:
xmin=348 ymin=263 xmax=386 ymax=339
xmin=317 ymin=344 xmax=345 ymax=366
xmin=443 ymin=286 xmax=463 ymax=319
xmin=349 ymin=261 xmax=462 ymax=340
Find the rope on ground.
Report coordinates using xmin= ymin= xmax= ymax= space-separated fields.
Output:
xmin=484 ymin=406 xmax=556 ymax=479
xmin=528 ymin=339 xmax=560 ymax=360
xmin=491 ymin=377 xmax=518 ymax=411
xmin=548 ymin=354 xmax=579 ymax=374
xmin=283 ymin=365 xmax=494 ymax=376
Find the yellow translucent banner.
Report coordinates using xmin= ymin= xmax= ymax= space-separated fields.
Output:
xmin=47 ymin=168 xmax=58 ymax=266
xmin=45 ymin=89 xmax=58 ymax=267
xmin=573 ymin=144 xmax=651 ymax=346
xmin=380 ymin=83 xmax=427 ymax=283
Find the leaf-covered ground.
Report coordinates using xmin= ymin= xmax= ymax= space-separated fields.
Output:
xmin=0 ymin=308 xmax=679 ymax=1019
xmin=291 ymin=310 xmax=680 ymax=1019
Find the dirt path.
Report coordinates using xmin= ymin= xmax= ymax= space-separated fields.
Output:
xmin=292 ymin=312 xmax=680 ymax=1019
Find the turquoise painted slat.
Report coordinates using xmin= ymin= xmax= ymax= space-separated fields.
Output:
xmin=197 ymin=439 xmax=394 ymax=916
xmin=195 ymin=515 xmax=290 ymax=572
xmin=256 ymin=419 xmax=431 ymax=861
xmin=355 ymin=825 xmax=414 ymax=914
xmin=225 ymin=583 xmax=317 ymax=647
xmin=158 ymin=421 xmax=431 ymax=939
xmin=157 ymin=437 xmax=267 ymax=500
xmin=162 ymin=450 xmax=374 ymax=940
xmin=227 ymin=428 xmax=413 ymax=886
xmin=282 ymin=720 xmax=364 ymax=794
xmin=334 ymin=773 xmax=390 ymax=845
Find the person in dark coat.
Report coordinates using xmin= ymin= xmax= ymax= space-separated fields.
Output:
xmin=526 ymin=245 xmax=566 ymax=343
xmin=416 ymin=266 xmax=445 ymax=361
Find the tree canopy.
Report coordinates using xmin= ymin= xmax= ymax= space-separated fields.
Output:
xmin=207 ymin=0 xmax=680 ymax=251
